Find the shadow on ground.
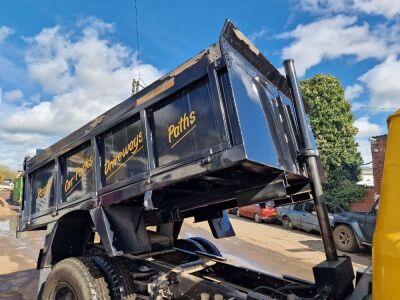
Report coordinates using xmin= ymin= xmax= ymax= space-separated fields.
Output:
xmin=0 ymin=269 xmax=39 ymax=300
xmin=228 ymin=213 xmax=371 ymax=266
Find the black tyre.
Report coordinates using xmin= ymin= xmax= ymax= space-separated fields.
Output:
xmin=333 ymin=225 xmax=359 ymax=253
xmin=227 ymin=207 xmax=238 ymax=214
xmin=175 ymin=238 xmax=207 ymax=253
xmin=189 ymin=237 xmax=222 ymax=257
xmin=41 ymin=257 xmax=110 ymax=300
xmin=282 ymin=216 xmax=293 ymax=229
xmin=86 ymin=246 xmax=106 ymax=256
xmin=89 ymin=255 xmax=137 ymax=300
xmin=254 ymin=213 xmax=261 ymax=223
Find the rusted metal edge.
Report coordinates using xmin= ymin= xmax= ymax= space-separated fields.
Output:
xmin=219 ymin=20 xmax=292 ymax=99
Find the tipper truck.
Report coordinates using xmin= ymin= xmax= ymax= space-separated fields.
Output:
xmin=18 ymin=21 xmax=372 ymax=299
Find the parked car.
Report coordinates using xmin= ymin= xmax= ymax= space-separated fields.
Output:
xmin=236 ymin=201 xmax=276 ymax=223
xmin=276 ymin=201 xmax=334 ymax=233
xmin=332 ymin=200 xmax=378 ymax=252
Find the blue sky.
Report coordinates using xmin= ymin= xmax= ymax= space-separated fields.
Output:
xmin=0 ymin=0 xmax=399 ymax=169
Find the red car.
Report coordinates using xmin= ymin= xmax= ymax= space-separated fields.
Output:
xmin=237 ymin=201 xmax=277 ymax=223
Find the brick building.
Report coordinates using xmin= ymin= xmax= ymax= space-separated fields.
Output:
xmin=350 ymin=135 xmax=387 ymax=212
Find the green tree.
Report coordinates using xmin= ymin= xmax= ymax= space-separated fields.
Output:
xmin=323 ymin=168 xmax=367 ymax=212
xmin=0 ymin=164 xmax=17 ymax=180
xmin=300 ymin=74 xmax=365 ymax=211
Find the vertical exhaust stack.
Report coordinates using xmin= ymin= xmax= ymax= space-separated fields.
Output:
xmin=284 ymin=59 xmax=355 ymax=298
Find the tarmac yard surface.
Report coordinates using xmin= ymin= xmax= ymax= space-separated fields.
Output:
xmin=0 ymin=201 xmax=370 ymax=299
xmin=0 ymin=200 xmax=44 ymax=300
xmin=181 ymin=215 xmax=370 ymax=281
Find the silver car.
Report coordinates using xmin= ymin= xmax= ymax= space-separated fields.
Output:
xmin=276 ymin=201 xmax=334 ymax=233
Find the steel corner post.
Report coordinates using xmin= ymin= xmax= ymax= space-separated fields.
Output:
xmin=283 ymin=58 xmax=338 ymax=262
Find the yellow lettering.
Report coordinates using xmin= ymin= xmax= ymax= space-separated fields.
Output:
xmin=183 ymin=113 xmax=190 ymax=129
xmin=104 ymin=160 xmax=111 ymax=175
xmin=179 ymin=116 xmax=184 ymax=132
xmin=128 ymin=140 xmax=134 ymax=152
xmin=37 ymin=180 xmax=52 ymax=199
xmin=76 ymin=166 xmax=84 ymax=180
xmin=122 ymin=146 xmax=129 ymax=158
xmin=173 ymin=125 xmax=180 ymax=138
xmin=167 ymin=110 xmax=197 ymax=146
xmin=64 ymin=178 xmax=73 ymax=193
xmin=112 ymin=157 xmax=117 ymax=169
xmin=133 ymin=136 xmax=139 ymax=152
xmin=138 ymin=131 xmax=143 ymax=143
xmin=189 ymin=111 xmax=196 ymax=124
xmin=168 ymin=125 xmax=175 ymax=143
xmin=103 ymin=131 xmax=144 ymax=178
xmin=64 ymin=156 xmax=94 ymax=194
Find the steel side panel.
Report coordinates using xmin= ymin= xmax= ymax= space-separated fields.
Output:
xmin=19 ymin=21 xmax=310 ymax=232
xmin=221 ymin=42 xmax=299 ymax=173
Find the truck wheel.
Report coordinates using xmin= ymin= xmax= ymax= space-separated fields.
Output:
xmin=86 ymin=246 xmax=106 ymax=257
xmin=189 ymin=237 xmax=222 ymax=257
xmin=282 ymin=216 xmax=293 ymax=229
xmin=89 ymin=255 xmax=136 ymax=300
xmin=333 ymin=225 xmax=359 ymax=252
xmin=254 ymin=213 xmax=261 ymax=223
xmin=41 ymin=257 xmax=110 ymax=300
xmin=236 ymin=209 xmax=241 ymax=217
xmin=175 ymin=238 xmax=207 ymax=253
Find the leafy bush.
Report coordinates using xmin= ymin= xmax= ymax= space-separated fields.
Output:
xmin=0 ymin=164 xmax=17 ymax=180
xmin=325 ymin=180 xmax=368 ymax=213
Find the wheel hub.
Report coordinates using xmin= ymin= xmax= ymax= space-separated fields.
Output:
xmin=338 ymin=231 xmax=350 ymax=245
xmin=51 ymin=282 xmax=77 ymax=300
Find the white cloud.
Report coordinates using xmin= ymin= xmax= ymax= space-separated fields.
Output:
xmin=249 ymin=29 xmax=268 ymax=43
xmin=350 ymin=101 xmax=365 ymax=111
xmin=0 ymin=26 xmax=13 ymax=43
xmin=3 ymin=89 xmax=23 ymax=102
xmin=297 ymin=0 xmax=400 ymax=19
xmin=0 ymin=18 xmax=163 ymax=168
xmin=345 ymin=84 xmax=363 ymax=100
xmin=357 ymin=138 xmax=372 ymax=164
xmin=279 ymin=15 xmax=388 ymax=76
xmin=0 ymin=130 xmax=48 ymax=169
xmin=355 ymin=0 xmax=400 ymax=18
xmin=354 ymin=116 xmax=383 ymax=138
xmin=290 ymin=1 xmax=400 ymax=111
xmin=298 ymin=0 xmax=349 ymax=13
xmin=2 ymin=18 xmax=162 ymax=135
xmin=360 ymin=56 xmax=400 ymax=109
xmin=0 ymin=132 xmax=47 ymax=144
xmin=354 ymin=116 xmax=384 ymax=163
